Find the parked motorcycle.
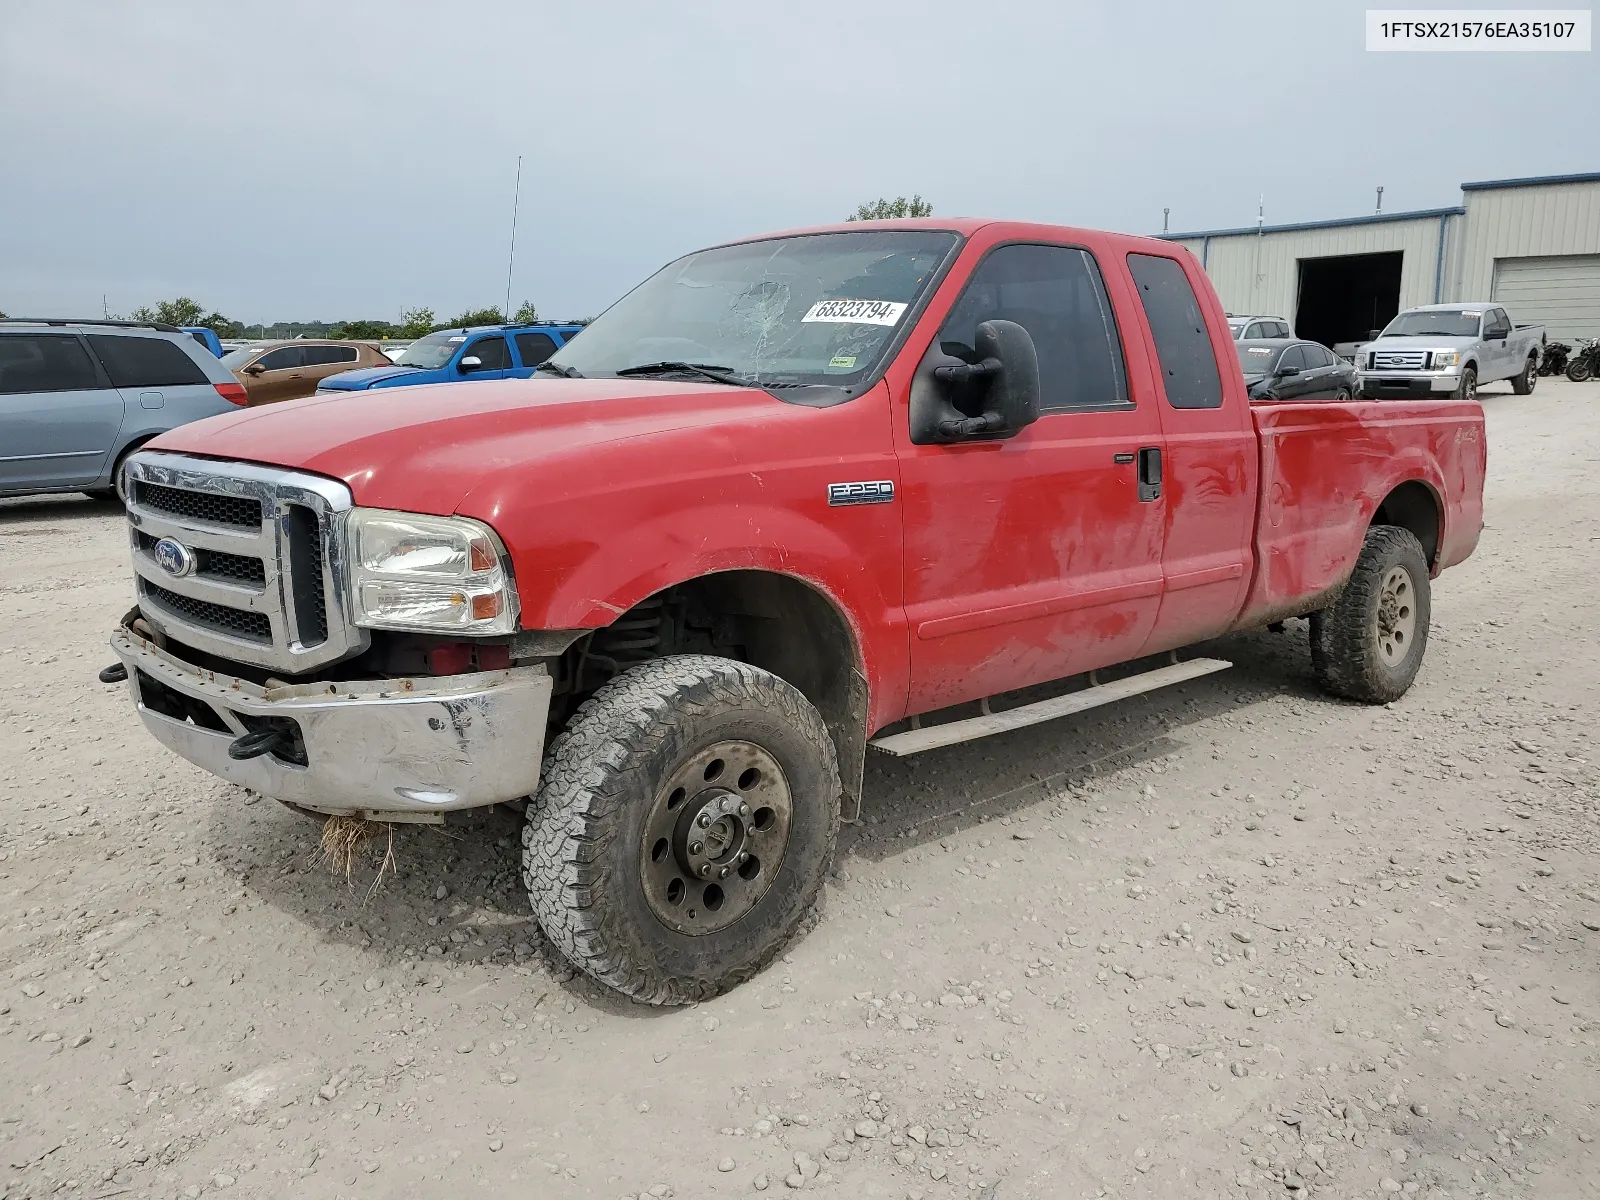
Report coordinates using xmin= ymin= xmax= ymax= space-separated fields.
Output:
xmin=1567 ymin=338 xmax=1599 ymax=383
xmin=1538 ymin=340 xmax=1571 ymax=376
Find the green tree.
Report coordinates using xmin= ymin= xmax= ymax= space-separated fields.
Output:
xmin=329 ymin=319 xmax=395 ymax=340
xmin=398 ymin=308 xmax=435 ymax=339
xmin=127 ymin=297 xmax=237 ymax=333
xmin=846 ymin=195 xmax=933 ymax=222
xmin=446 ymin=306 xmax=507 ymax=328
xmin=513 ymin=300 xmax=539 ymax=324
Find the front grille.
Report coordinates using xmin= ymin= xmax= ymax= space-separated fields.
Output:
xmin=124 ymin=451 xmax=366 ymax=673
xmin=142 ymin=582 xmax=272 ymax=643
xmin=1372 ymin=350 xmax=1427 ymax=370
xmin=135 ymin=481 xmax=262 ymax=529
xmin=136 ymin=532 xmax=265 ymax=588
xmin=284 ymin=504 xmax=329 ymax=646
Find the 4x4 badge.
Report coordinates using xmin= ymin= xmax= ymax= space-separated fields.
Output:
xmin=827 ymin=481 xmax=895 ymax=507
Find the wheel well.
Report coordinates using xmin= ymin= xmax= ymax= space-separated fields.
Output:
xmin=1371 ymin=481 xmax=1440 ymax=566
xmin=549 ymin=571 xmax=870 ymax=820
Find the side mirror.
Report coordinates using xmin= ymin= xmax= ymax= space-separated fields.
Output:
xmin=1367 ymin=329 xmax=1382 ymax=342
xmin=920 ymin=320 xmax=1041 ymax=442
xmin=243 ymin=364 xmax=265 ymax=376
xmin=459 ymin=355 xmax=483 ymax=371
xmin=1277 ymin=365 xmax=1301 ymax=377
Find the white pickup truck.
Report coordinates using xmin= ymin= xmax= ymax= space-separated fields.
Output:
xmin=1357 ymin=303 xmax=1544 ymax=401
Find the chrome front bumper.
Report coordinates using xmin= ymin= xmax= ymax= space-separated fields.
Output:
xmin=110 ymin=625 xmax=552 ymax=816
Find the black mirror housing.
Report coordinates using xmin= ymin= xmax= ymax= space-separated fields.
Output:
xmin=909 ymin=319 xmax=1041 ymax=445
xmin=1367 ymin=329 xmax=1382 ymax=341
xmin=1277 ymin=365 xmax=1301 ymax=377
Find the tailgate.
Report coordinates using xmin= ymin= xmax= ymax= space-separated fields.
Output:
xmin=1239 ymin=399 xmax=1485 ymax=627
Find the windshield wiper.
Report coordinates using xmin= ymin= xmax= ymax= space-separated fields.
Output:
xmin=536 ymin=361 xmax=583 ymax=378
xmin=613 ymin=361 xmax=752 ymax=387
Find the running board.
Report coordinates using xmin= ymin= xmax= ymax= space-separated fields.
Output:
xmin=868 ymin=657 xmax=1233 ymax=756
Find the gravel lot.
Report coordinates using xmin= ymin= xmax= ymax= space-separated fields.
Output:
xmin=3 ymin=379 xmax=1597 ymax=1200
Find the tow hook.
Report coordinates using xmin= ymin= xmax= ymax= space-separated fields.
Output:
xmin=228 ymin=727 xmax=288 ymax=761
xmin=98 ymin=663 xmax=129 ymax=683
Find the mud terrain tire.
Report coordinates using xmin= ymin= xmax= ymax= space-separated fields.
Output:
xmin=1310 ymin=526 xmax=1431 ymax=703
xmin=524 ymin=655 xmax=839 ymax=1005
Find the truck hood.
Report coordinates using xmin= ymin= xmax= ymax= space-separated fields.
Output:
xmin=1367 ymin=335 xmax=1479 ymax=354
xmin=147 ymin=378 xmax=789 ymax=515
xmin=316 ymin=364 xmax=423 ymax=390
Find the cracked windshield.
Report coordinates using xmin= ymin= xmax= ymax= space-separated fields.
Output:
xmin=547 ymin=229 xmax=959 ymax=387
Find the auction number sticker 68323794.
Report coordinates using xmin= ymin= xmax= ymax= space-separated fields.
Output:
xmin=802 ymin=299 xmax=908 ymax=325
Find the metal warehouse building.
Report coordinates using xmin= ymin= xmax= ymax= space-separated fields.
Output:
xmin=1163 ymin=171 xmax=1600 ymax=352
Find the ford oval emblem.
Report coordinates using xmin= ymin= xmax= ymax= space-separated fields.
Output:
xmin=152 ymin=536 xmax=196 ymax=578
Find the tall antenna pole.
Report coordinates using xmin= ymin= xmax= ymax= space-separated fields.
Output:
xmin=503 ymin=155 xmax=523 ymax=323
xmin=1162 ymin=207 xmax=1170 ymax=234
xmin=1375 ymin=185 xmax=1384 ymax=214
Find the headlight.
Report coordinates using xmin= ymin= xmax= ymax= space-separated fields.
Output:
xmin=345 ymin=509 xmax=518 ymax=635
xmin=1431 ymin=350 xmax=1459 ymax=370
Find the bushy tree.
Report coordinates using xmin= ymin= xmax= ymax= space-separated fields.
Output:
xmin=330 ymin=319 xmax=395 ymax=340
xmin=446 ymin=307 xmax=507 ymax=328
xmin=513 ymin=300 xmax=539 ymax=324
xmin=846 ymin=195 xmax=933 ymax=221
xmin=398 ymin=308 xmax=435 ymax=339
xmin=127 ymin=297 xmax=237 ymax=334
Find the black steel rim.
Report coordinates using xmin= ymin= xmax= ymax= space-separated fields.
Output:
xmin=639 ymin=739 xmax=793 ymax=935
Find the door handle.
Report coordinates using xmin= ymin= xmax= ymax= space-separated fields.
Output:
xmin=1137 ymin=446 xmax=1162 ymax=502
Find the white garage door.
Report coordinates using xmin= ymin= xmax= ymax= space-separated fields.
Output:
xmin=1491 ymin=254 xmax=1600 ymax=341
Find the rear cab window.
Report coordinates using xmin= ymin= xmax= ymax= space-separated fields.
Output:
xmin=87 ymin=335 xmax=209 ymax=388
xmin=1126 ymin=253 xmax=1224 ymax=410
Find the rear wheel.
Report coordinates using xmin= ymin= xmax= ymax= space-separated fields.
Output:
xmin=1310 ymin=526 xmax=1431 ymax=703
xmin=523 ymin=654 xmax=840 ymax=1005
xmin=1511 ymin=355 xmax=1537 ymax=395
xmin=1454 ymin=367 xmax=1477 ymax=401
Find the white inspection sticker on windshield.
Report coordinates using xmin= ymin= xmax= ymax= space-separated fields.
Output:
xmin=1246 ymin=347 xmax=1273 ymax=356
xmin=802 ymin=299 xmax=908 ymax=326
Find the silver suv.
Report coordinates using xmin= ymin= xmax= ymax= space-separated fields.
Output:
xmin=0 ymin=319 xmax=246 ymax=501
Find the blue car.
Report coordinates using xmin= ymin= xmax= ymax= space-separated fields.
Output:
xmin=316 ymin=323 xmax=584 ymax=394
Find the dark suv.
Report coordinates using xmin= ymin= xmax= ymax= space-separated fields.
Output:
xmin=0 ymin=319 xmax=246 ymax=501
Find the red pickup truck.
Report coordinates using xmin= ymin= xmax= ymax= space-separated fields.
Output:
xmin=107 ymin=219 xmax=1485 ymax=1004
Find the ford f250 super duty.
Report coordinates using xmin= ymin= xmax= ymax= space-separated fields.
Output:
xmin=102 ymin=219 xmax=1486 ymax=1005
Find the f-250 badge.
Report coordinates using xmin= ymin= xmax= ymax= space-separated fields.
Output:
xmin=827 ymin=480 xmax=895 ymax=507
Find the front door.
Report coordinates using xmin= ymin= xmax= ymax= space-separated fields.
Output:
xmin=0 ymin=333 xmax=124 ymax=491
xmin=896 ymin=241 xmax=1168 ymax=715
xmin=245 ymin=345 xmax=309 ymax=404
xmin=458 ymin=335 xmax=512 ymax=381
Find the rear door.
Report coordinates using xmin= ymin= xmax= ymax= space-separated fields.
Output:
xmin=302 ymin=344 xmax=362 ymax=390
xmin=512 ymin=331 xmax=559 ymax=376
xmin=0 ymin=331 xmax=123 ymax=491
xmin=1123 ymin=250 xmax=1257 ymax=653
xmin=896 ymin=239 xmax=1168 ymax=713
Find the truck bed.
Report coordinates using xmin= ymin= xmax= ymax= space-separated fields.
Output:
xmin=1235 ymin=398 xmax=1486 ymax=629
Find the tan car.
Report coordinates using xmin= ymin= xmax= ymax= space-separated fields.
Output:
xmin=221 ymin=341 xmax=389 ymax=405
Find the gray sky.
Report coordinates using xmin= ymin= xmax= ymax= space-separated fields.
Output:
xmin=3 ymin=0 xmax=1594 ymax=325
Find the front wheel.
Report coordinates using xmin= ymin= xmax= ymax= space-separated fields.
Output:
xmin=523 ymin=654 xmax=840 ymax=1005
xmin=1454 ymin=367 xmax=1477 ymax=401
xmin=1310 ymin=526 xmax=1431 ymax=703
xmin=1335 ymin=387 xmax=1352 ymax=401
xmin=1569 ymin=357 xmax=1595 ymax=383
xmin=1511 ymin=356 xmax=1537 ymax=395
